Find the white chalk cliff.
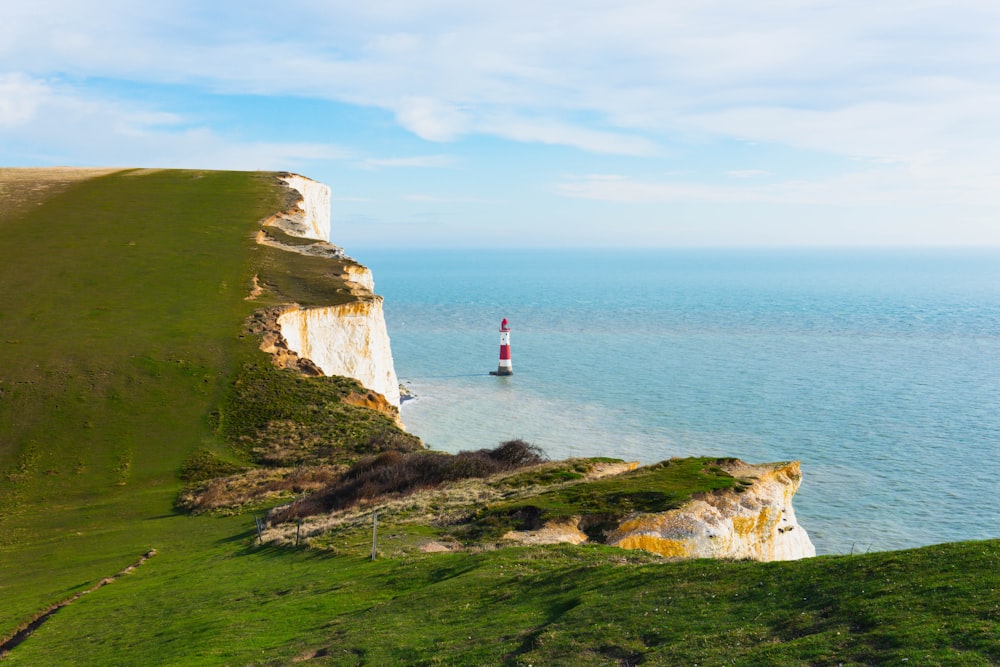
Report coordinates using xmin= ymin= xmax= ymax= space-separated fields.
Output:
xmin=257 ymin=174 xmax=401 ymax=409
xmin=503 ymin=461 xmax=815 ymax=562
xmin=606 ymin=461 xmax=815 ymax=561
xmin=277 ymin=299 xmax=400 ymax=407
xmin=276 ymin=174 xmax=331 ymax=242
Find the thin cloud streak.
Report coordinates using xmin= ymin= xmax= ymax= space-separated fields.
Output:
xmin=403 ymin=194 xmax=502 ymax=204
xmin=556 ymin=168 xmax=1000 ymax=208
xmin=361 ymin=154 xmax=456 ymax=169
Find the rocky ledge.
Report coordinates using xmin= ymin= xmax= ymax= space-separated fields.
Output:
xmin=503 ymin=460 xmax=815 ymax=561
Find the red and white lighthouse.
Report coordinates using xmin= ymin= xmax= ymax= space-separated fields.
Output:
xmin=493 ymin=318 xmax=512 ymax=376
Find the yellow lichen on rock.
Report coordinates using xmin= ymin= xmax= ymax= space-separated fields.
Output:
xmin=732 ymin=515 xmax=754 ymax=536
xmin=614 ymin=535 xmax=690 ymax=558
xmin=606 ymin=460 xmax=815 ymax=561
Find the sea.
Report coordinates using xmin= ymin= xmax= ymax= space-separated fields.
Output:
xmin=357 ymin=248 xmax=1000 ymax=556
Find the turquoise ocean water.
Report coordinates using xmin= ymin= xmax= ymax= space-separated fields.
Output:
xmin=358 ymin=248 xmax=1000 ymax=556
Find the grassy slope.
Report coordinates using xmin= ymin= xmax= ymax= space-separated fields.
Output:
xmin=1 ymin=169 xmax=997 ymax=665
xmin=4 ymin=537 xmax=997 ymax=665
xmin=0 ymin=169 xmax=283 ymax=633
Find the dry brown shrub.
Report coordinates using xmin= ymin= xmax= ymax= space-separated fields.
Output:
xmin=269 ymin=440 xmax=544 ymax=523
xmin=177 ymin=465 xmax=345 ymax=513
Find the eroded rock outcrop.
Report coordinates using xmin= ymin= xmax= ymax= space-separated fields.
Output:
xmin=252 ymin=174 xmax=402 ymax=410
xmin=501 ymin=461 xmax=814 ymax=561
xmin=606 ymin=461 xmax=815 ymax=561
xmin=274 ymin=174 xmax=332 ymax=242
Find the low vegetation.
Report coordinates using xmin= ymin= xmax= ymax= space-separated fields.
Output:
xmin=270 ymin=439 xmax=544 ymax=523
xmin=220 ymin=362 xmax=421 ymax=466
xmin=179 ymin=449 xmax=249 ymax=484
xmin=176 ymin=464 xmax=344 ymax=514
xmin=461 ymin=456 xmax=740 ymax=542
xmin=4 ymin=531 xmax=997 ymax=665
xmin=0 ymin=168 xmax=419 ymax=643
xmin=174 ymin=360 xmax=421 ymax=513
xmin=252 ymin=230 xmax=373 ymax=309
xmin=263 ymin=453 xmax=745 ymax=552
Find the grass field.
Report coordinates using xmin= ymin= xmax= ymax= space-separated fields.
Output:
xmin=1 ymin=168 xmax=996 ymax=665
xmin=1 ymin=169 xmax=283 ymax=633
xmin=4 ymin=530 xmax=997 ymax=665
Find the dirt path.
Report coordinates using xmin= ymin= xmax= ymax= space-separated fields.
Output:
xmin=0 ymin=549 xmax=156 ymax=658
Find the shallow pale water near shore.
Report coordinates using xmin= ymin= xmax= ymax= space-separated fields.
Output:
xmin=359 ymin=248 xmax=1000 ymax=556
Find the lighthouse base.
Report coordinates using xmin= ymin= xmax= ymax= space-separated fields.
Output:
xmin=490 ymin=369 xmax=513 ymax=376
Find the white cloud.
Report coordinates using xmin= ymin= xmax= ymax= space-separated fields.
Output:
xmin=726 ymin=170 xmax=771 ymax=179
xmin=403 ymin=194 xmax=450 ymax=202
xmin=4 ymin=0 xmax=1000 ymax=244
xmin=0 ymin=73 xmax=352 ymax=170
xmin=361 ymin=154 xmax=456 ymax=169
xmin=403 ymin=193 xmax=499 ymax=204
xmin=7 ymin=1 xmax=1000 ymax=162
xmin=556 ymin=165 xmax=1000 ymax=209
xmin=481 ymin=113 xmax=658 ymax=156
xmin=557 ymin=175 xmax=756 ymax=204
xmin=0 ymin=73 xmax=49 ymax=125
xmin=394 ymin=96 xmax=470 ymax=142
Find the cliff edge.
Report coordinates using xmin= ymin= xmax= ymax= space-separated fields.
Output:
xmin=261 ymin=454 xmax=814 ymax=562
xmin=252 ymin=174 xmax=402 ymax=409
xmin=500 ymin=460 xmax=815 ymax=561
xmin=606 ymin=460 xmax=815 ymax=561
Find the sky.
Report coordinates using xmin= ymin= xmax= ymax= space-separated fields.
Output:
xmin=2 ymin=0 xmax=1000 ymax=248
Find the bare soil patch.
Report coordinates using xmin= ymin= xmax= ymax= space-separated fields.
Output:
xmin=0 ymin=167 xmax=121 ymax=223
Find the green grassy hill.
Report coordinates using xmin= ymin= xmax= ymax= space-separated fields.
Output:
xmin=1 ymin=169 xmax=281 ymax=630
xmin=1 ymin=169 xmax=996 ymax=665
xmin=0 ymin=168 xmax=412 ymax=651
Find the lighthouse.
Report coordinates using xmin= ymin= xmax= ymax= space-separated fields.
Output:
xmin=491 ymin=318 xmax=512 ymax=376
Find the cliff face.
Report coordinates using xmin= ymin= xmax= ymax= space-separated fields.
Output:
xmin=257 ymin=174 xmax=402 ymax=409
xmin=276 ymin=174 xmax=331 ymax=242
xmin=277 ymin=300 xmax=401 ymax=407
xmin=502 ymin=461 xmax=815 ymax=562
xmin=606 ymin=461 xmax=815 ymax=561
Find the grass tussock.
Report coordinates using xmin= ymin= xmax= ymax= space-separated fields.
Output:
xmin=269 ymin=439 xmax=544 ymax=523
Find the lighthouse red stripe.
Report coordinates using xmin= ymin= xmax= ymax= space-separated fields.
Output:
xmin=499 ymin=345 xmax=510 ymax=360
